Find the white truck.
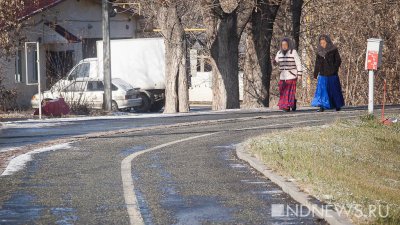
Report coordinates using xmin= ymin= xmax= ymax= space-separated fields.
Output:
xmin=52 ymin=38 xmax=166 ymax=112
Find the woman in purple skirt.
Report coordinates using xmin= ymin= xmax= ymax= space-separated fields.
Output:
xmin=312 ymin=35 xmax=345 ymax=112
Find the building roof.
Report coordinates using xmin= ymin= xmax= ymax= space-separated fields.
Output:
xmin=44 ymin=22 xmax=81 ymax=43
xmin=19 ymin=0 xmax=66 ymax=20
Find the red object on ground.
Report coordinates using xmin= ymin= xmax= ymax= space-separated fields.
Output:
xmin=381 ymin=79 xmax=386 ymax=122
xmin=34 ymin=98 xmax=70 ymax=117
xmin=381 ymin=79 xmax=393 ymax=126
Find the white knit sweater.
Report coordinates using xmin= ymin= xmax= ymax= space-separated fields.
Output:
xmin=274 ymin=50 xmax=303 ymax=80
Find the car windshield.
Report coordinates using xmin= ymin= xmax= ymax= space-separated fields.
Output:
xmin=112 ymin=78 xmax=134 ymax=91
xmin=69 ymin=63 xmax=90 ymax=79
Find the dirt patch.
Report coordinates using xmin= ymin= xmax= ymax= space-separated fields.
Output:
xmin=0 ymin=111 xmax=35 ymax=122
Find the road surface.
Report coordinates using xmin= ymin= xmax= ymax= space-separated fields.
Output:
xmin=0 ymin=106 xmax=398 ymax=224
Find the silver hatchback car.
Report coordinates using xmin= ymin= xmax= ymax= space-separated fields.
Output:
xmin=31 ymin=78 xmax=142 ymax=110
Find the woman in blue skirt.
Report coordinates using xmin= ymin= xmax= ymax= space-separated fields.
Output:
xmin=312 ymin=35 xmax=345 ymax=112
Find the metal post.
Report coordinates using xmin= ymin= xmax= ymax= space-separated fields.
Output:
xmin=36 ymin=42 xmax=42 ymax=119
xmin=381 ymin=79 xmax=386 ymax=122
xmin=368 ymin=70 xmax=374 ymax=114
xmin=102 ymin=0 xmax=112 ymax=112
xmin=25 ymin=42 xmax=42 ymax=119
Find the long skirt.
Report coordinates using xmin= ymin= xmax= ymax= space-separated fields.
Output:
xmin=311 ymin=74 xmax=345 ymax=109
xmin=278 ymin=79 xmax=297 ymax=110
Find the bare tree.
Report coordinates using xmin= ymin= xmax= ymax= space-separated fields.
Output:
xmin=242 ymin=0 xmax=281 ymax=108
xmin=157 ymin=2 xmax=189 ymax=113
xmin=0 ymin=0 xmax=25 ymax=110
xmin=131 ymin=0 xmax=191 ymax=113
xmin=201 ymin=0 xmax=255 ymax=110
xmin=290 ymin=0 xmax=303 ymax=50
xmin=299 ymin=0 xmax=400 ymax=106
xmin=0 ymin=0 xmax=24 ymax=56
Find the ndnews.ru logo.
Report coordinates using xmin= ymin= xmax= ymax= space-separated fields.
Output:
xmin=271 ymin=204 xmax=390 ymax=219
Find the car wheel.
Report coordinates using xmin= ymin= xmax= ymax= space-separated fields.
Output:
xmin=149 ymin=100 xmax=164 ymax=112
xmin=111 ymin=101 xmax=119 ymax=111
xmin=133 ymin=93 xmax=151 ymax=113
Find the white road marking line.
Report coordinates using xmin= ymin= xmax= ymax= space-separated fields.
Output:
xmin=121 ymin=132 xmax=219 ymax=225
xmin=241 ymin=180 xmax=269 ymax=184
xmin=229 ymin=164 xmax=247 ymax=168
xmin=252 ymin=190 xmax=284 ymax=194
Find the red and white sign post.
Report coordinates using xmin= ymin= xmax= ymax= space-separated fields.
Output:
xmin=365 ymin=38 xmax=383 ymax=115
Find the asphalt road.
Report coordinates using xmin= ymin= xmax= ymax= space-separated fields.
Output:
xmin=0 ymin=107 xmax=399 ymax=224
xmin=0 ymin=106 xmax=386 ymax=150
xmin=0 ymin=106 xmax=272 ymax=150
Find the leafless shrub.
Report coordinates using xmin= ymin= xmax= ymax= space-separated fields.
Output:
xmin=0 ymin=77 xmax=19 ymax=111
xmin=69 ymin=102 xmax=91 ymax=115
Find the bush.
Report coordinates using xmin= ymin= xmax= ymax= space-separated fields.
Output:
xmin=68 ymin=102 xmax=92 ymax=115
xmin=0 ymin=77 xmax=18 ymax=111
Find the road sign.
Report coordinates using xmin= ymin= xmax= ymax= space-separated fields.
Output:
xmin=365 ymin=38 xmax=383 ymax=115
xmin=365 ymin=38 xmax=383 ymax=71
xmin=367 ymin=50 xmax=379 ymax=70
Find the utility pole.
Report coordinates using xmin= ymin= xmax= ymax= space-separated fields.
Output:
xmin=102 ymin=0 xmax=112 ymax=112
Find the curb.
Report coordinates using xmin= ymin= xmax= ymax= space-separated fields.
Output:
xmin=236 ymin=143 xmax=353 ymax=225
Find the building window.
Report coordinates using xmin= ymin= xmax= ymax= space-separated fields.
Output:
xmin=15 ymin=50 xmax=23 ymax=83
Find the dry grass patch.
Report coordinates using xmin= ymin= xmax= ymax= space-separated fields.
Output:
xmin=246 ymin=116 xmax=400 ymax=225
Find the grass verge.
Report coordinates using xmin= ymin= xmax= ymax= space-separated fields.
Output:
xmin=246 ymin=115 xmax=400 ymax=225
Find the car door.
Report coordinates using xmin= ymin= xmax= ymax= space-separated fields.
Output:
xmin=86 ymin=81 xmax=104 ymax=109
xmin=62 ymin=81 xmax=88 ymax=106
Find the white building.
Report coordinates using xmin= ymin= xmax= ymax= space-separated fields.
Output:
xmin=188 ymin=50 xmax=243 ymax=104
xmin=1 ymin=0 xmax=139 ymax=108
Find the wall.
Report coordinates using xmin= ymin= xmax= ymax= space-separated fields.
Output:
xmin=189 ymin=72 xmax=244 ymax=103
xmin=26 ymin=0 xmax=137 ymax=41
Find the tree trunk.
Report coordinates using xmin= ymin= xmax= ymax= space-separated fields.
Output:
xmin=291 ymin=0 xmax=304 ymax=50
xmin=178 ymin=39 xmax=189 ymax=113
xmin=201 ymin=0 xmax=254 ymax=110
xmin=210 ymin=15 xmax=241 ymax=110
xmin=163 ymin=41 xmax=180 ymax=113
xmin=243 ymin=21 xmax=267 ymax=108
xmin=157 ymin=3 xmax=189 ymax=113
xmin=243 ymin=1 xmax=281 ymax=108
